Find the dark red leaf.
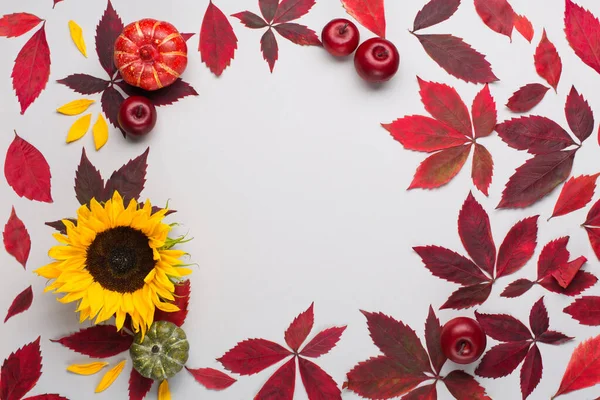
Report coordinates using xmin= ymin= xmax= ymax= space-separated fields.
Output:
xmin=534 ymin=30 xmax=562 ymax=91
xmin=103 ymin=148 xmax=149 ymax=204
xmin=417 ymin=78 xmax=472 ymax=138
xmin=414 ymin=246 xmax=489 ymax=285
xmin=261 ymin=28 xmax=278 ymax=72
xmin=186 ymin=367 xmax=236 ymax=390
xmin=475 ymin=341 xmax=531 ymax=378
xmin=285 ymin=303 xmax=314 ymax=352
xmin=496 ymin=216 xmax=538 ymax=278
xmin=458 ymin=192 xmax=496 ymax=276
xmin=0 ymin=13 xmax=42 ymax=38
xmin=5 ymin=132 xmax=52 ymax=203
xmin=298 ymin=357 xmax=341 ymax=400
xmin=537 ymin=237 xmax=570 ymax=279
xmin=412 ymin=0 xmax=460 ymax=32
xmin=472 ymin=143 xmax=494 ymax=196
xmin=4 ymin=286 xmax=33 ymax=323
xmin=128 ymin=368 xmax=153 ymax=400
xmin=409 ymin=144 xmax=471 ymax=189
xmin=520 ymin=344 xmax=543 ymax=400
xmin=529 ymin=297 xmax=549 ymax=337
xmin=273 ymin=0 xmax=315 ymax=24
xmin=232 ymin=12 xmax=268 ymax=29
xmin=553 ymin=256 xmax=587 ymax=289
xmin=154 ymin=280 xmax=190 ymax=327
xmin=585 ymin=199 xmax=600 ymax=227
xmin=440 ymin=283 xmax=492 ymax=310
xmin=424 ymin=306 xmax=446 ymax=374
xmin=254 ymin=357 xmax=295 ymax=400
xmin=475 ymin=312 xmax=532 ymax=342
xmin=472 ymin=84 xmax=497 ymax=139
xmin=0 ymin=337 xmax=42 ymax=400
xmin=474 ymin=0 xmax=514 ymax=40
xmin=538 ymin=331 xmax=573 ymax=345
xmin=3 ymin=207 xmax=31 ymax=269
xmin=539 ymin=271 xmax=597 ymax=297
xmin=117 ymin=79 xmax=198 ymax=107
xmin=341 ymin=0 xmax=385 ymax=37
xmin=382 ymin=116 xmax=469 ymax=152
xmin=501 ymin=279 xmax=535 ymax=298
xmin=514 ymin=14 xmax=534 ymax=43
xmin=361 ymin=311 xmax=432 ymax=374
xmin=74 ymin=148 xmax=104 ymax=205
xmin=497 ymin=150 xmax=576 ymax=209
xmin=415 ymin=34 xmax=498 ymax=84
xmin=506 ymin=84 xmax=550 ymax=113
xmin=180 ymin=32 xmax=195 ymax=42
xmin=218 ymin=339 xmax=291 ymax=375
xmin=564 ymin=0 xmax=600 ymax=75
xmin=260 ymin=0 xmax=279 ymax=23
xmin=564 ymin=296 xmax=600 ymax=326
xmin=300 ymin=326 xmax=346 ymax=358
xmin=273 ymin=23 xmax=321 ymax=46
xmin=496 ymin=116 xmax=575 ymax=154
xmin=200 ymin=1 xmax=238 ymax=77
xmin=551 ymin=174 xmax=599 ymax=218
xmin=565 ymin=86 xmax=594 ymax=142
xmin=57 ymin=74 xmax=109 ymax=95
xmin=401 ymin=383 xmax=437 ymax=400
xmin=100 ymin=85 xmax=124 ymax=130
xmin=44 ymin=219 xmax=76 ymax=235
xmin=52 ymin=0 xmax=63 ymax=8
xmin=345 ymin=356 xmax=428 ymax=399
xmin=443 ymin=370 xmax=491 ymax=400
xmin=24 ymin=395 xmax=68 ymax=400
xmin=52 ymin=325 xmax=133 ymax=357
xmin=95 ymin=0 xmax=123 ymax=77
xmin=585 ymin=227 xmax=600 ymax=259
xmin=554 ymin=334 xmax=600 ymax=398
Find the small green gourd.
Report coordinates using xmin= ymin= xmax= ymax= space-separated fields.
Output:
xmin=130 ymin=320 xmax=189 ymax=381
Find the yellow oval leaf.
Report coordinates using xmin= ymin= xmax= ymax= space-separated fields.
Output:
xmin=66 ymin=113 xmax=92 ymax=143
xmin=68 ymin=20 xmax=87 ymax=57
xmin=92 ymin=113 xmax=109 ymax=151
xmin=57 ymin=99 xmax=95 ymax=116
xmin=67 ymin=361 xmax=109 ymax=376
xmin=95 ymin=360 xmax=126 ymax=393
xmin=158 ymin=380 xmax=171 ymax=400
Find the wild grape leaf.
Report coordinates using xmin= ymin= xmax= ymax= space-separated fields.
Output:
xmin=180 ymin=32 xmax=195 ymax=42
xmin=128 ymin=369 xmax=153 ymax=400
xmin=199 ymin=1 xmax=238 ymax=76
xmin=564 ymin=0 xmax=600 ymax=75
xmin=3 ymin=207 xmax=31 ymax=269
xmin=554 ymin=335 xmax=600 ymax=398
xmin=154 ymin=280 xmax=190 ymax=327
xmin=254 ymin=357 xmax=296 ymax=399
xmin=44 ymin=219 xmax=76 ymax=235
xmin=496 ymin=216 xmax=538 ymax=278
xmin=52 ymin=325 xmax=133 ymax=358
xmin=57 ymin=74 xmax=109 ymax=95
xmin=520 ymin=344 xmax=543 ymax=400
xmin=554 ymin=256 xmax=589 ymax=288
xmin=474 ymin=0 xmax=514 ymax=40
xmin=514 ymin=14 xmax=534 ymax=43
xmin=539 ymin=271 xmax=597 ymax=297
xmin=284 ymin=303 xmax=314 ymax=352
xmin=341 ymin=0 xmax=385 ymax=37
xmin=586 ymin=227 xmax=600 ymax=259
xmin=218 ymin=339 xmax=291 ymax=375
xmin=273 ymin=23 xmax=321 ymax=46
xmin=414 ymin=246 xmax=489 ymax=286
xmin=501 ymin=279 xmax=535 ymax=298
xmin=298 ymin=357 xmax=341 ymax=400
xmin=4 ymin=286 xmax=33 ymax=323
xmin=5 ymin=133 xmax=52 ymax=203
xmin=585 ymin=197 xmax=600 ymax=227
xmin=474 ymin=312 xmax=532 ymax=342
xmin=565 ymin=86 xmax=594 ymax=142
xmin=0 ymin=13 xmax=42 ymax=38
xmin=472 ymin=143 xmax=494 ymax=196
xmin=417 ymin=78 xmax=472 ymax=137
xmin=564 ymin=296 xmax=600 ymax=326
xmin=443 ymin=370 xmax=491 ymax=400
xmin=260 ymin=0 xmax=278 ymax=23
xmin=261 ymin=28 xmax=278 ymax=72
xmin=472 ymin=84 xmax=497 ymax=139
xmin=409 ymin=144 xmax=471 ymax=189
xmin=300 ymin=326 xmax=346 ymax=358
xmin=116 ymin=79 xmax=198 ymax=107
xmin=103 ymin=148 xmax=149 ymax=204
xmin=538 ymin=331 xmax=573 ymax=345
xmin=458 ymin=192 xmax=495 ymax=276
xmin=475 ymin=341 xmax=531 ymax=378
xmin=273 ymin=0 xmax=316 ymax=24
xmin=232 ymin=11 xmax=268 ymax=29
xmin=551 ymin=174 xmax=599 ymax=219
xmin=100 ymin=85 xmax=125 ymax=132
xmin=496 ymin=117 xmax=576 ymax=154
xmin=537 ymin=237 xmax=570 ymax=279
xmin=529 ymin=297 xmax=549 ymax=337
xmin=383 ymin=116 xmax=469 ymax=152
xmin=412 ymin=0 xmax=460 ymax=32
xmin=402 ymin=383 xmax=437 ymax=400
xmin=186 ymin=367 xmax=236 ymax=390
xmin=424 ymin=306 xmax=446 ymax=374
xmin=74 ymin=148 xmax=104 ymax=205
xmin=506 ymin=84 xmax=549 ymax=113
xmin=0 ymin=337 xmax=42 ymax=400
xmin=535 ymin=29 xmax=562 ymax=91
xmin=95 ymin=0 xmax=123 ymax=77
xmin=440 ymin=282 xmax=492 ymax=310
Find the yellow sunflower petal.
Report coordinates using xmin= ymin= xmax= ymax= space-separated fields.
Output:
xmin=95 ymin=360 xmax=126 ymax=393
xmin=67 ymin=362 xmax=108 ymax=375
xmin=57 ymin=99 xmax=95 ymax=116
xmin=154 ymin=301 xmax=179 ymax=313
xmin=92 ymin=113 xmax=109 ymax=151
xmin=158 ymin=380 xmax=171 ymax=400
xmin=35 ymin=262 xmax=62 ymax=279
xmin=66 ymin=113 xmax=92 ymax=143
xmin=68 ymin=20 xmax=87 ymax=57
xmin=115 ymin=309 xmax=127 ymax=331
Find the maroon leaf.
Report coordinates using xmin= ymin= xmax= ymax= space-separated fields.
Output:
xmin=298 ymin=357 xmax=342 ymax=400
xmin=412 ymin=0 xmax=461 ymax=32
xmin=417 ymin=78 xmax=472 ymax=138
xmin=443 ymin=370 xmax=491 ymax=400
xmin=408 ymin=144 xmax=471 ymax=189
xmin=259 ymin=0 xmax=278 ymax=23
xmin=3 ymin=207 xmax=31 ymax=269
xmin=424 ymin=306 xmax=446 ymax=374
xmin=458 ymin=192 xmax=496 ymax=276
xmin=285 ymin=303 xmax=314 ymax=352
xmin=415 ymin=33 xmax=498 ymax=84
xmin=261 ymin=28 xmax=278 ymax=72
xmin=273 ymin=0 xmax=315 ymax=24
xmin=117 ymin=79 xmax=198 ymax=107
xmin=273 ymin=23 xmax=321 ymax=46
xmin=103 ymin=148 xmax=149 ymax=204
xmin=383 ymin=116 xmax=469 ymax=152
xmin=414 ymin=246 xmax=489 ymax=286
xmin=180 ymin=32 xmax=195 ymax=42
xmin=472 ymin=84 xmax=497 ymax=139
xmin=553 ymin=256 xmax=587 ymax=289
xmin=232 ymin=12 xmax=268 ymax=29
xmin=44 ymin=219 xmax=76 ymax=235
xmin=254 ymin=357 xmax=295 ymax=400
xmin=440 ymin=283 xmax=493 ymax=310
xmin=0 ymin=13 xmax=42 ymax=38
xmin=551 ymin=174 xmax=599 ymax=219
xmin=538 ymin=237 xmax=570 ymax=279
xmin=74 ymin=148 xmax=104 ymax=205
xmin=186 ymin=367 xmax=236 ymax=390
xmin=566 ymin=87 xmax=594 ymax=143
xmin=52 ymin=325 xmax=133 ymax=358
xmin=534 ymin=29 xmax=562 ymax=91
xmin=0 ymin=337 xmax=42 ymax=400
xmin=475 ymin=341 xmax=531 ymax=378
xmin=154 ymin=280 xmax=190 ymax=327
xmin=474 ymin=0 xmax=515 ymax=40
xmin=4 ymin=286 xmax=33 ymax=323
xmin=498 ymin=150 xmax=576 ymax=209
xmin=527 ymin=301 xmax=548 ymax=342
xmin=57 ymin=74 xmax=109 ymax=95
xmin=520 ymin=344 xmax=543 ymax=400
xmin=472 ymin=143 xmax=494 ymax=196
xmin=100 ymin=85 xmax=124 ymax=132
xmin=475 ymin=312 xmax=532 ymax=342
xmin=539 ymin=271 xmax=597 ymax=297
xmin=199 ymin=1 xmax=238 ymax=77
xmin=564 ymin=296 xmax=600 ymax=326
xmin=218 ymin=339 xmax=291 ymax=375
xmin=538 ymin=331 xmax=573 ymax=345
xmin=501 ymin=279 xmax=535 ymax=298
xmin=95 ymin=0 xmax=123 ymax=77
xmin=496 ymin=117 xmax=576 ymax=154
xmin=402 ymin=383 xmax=437 ymax=400
xmin=128 ymin=368 xmax=153 ymax=400
xmin=496 ymin=216 xmax=538 ymax=278
xmin=506 ymin=84 xmax=550 ymax=113
xmin=300 ymin=326 xmax=346 ymax=358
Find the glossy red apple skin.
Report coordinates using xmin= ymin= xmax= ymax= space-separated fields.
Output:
xmin=440 ymin=317 xmax=487 ymax=365
xmin=322 ymin=19 xmax=360 ymax=57
xmin=118 ymin=96 xmax=157 ymax=137
xmin=354 ymin=37 xmax=400 ymax=83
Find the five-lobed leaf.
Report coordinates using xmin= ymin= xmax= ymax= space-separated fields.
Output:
xmin=554 ymin=334 xmax=600 ymax=398
xmin=535 ymin=29 xmax=562 ymax=91
xmin=4 ymin=286 xmax=33 ymax=323
xmin=564 ymin=0 xmax=600 ymax=75
xmin=341 ymin=0 xmax=385 ymax=37
xmin=412 ymin=0 xmax=460 ymax=32
xmin=506 ymin=84 xmax=550 ymax=113
xmin=474 ymin=0 xmax=514 ymax=40
xmin=199 ymin=1 xmax=238 ymax=77
xmin=52 ymin=325 xmax=133 ymax=358
xmin=551 ymin=174 xmax=599 ymax=219
xmin=3 ymin=207 xmax=31 ymax=269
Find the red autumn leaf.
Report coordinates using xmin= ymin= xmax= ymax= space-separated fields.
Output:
xmin=154 ymin=280 xmax=190 ymax=327
xmin=24 ymin=396 xmax=68 ymax=400
xmin=440 ymin=282 xmax=493 ymax=310
xmin=5 ymin=133 xmax=52 ymax=203
xmin=537 ymin=237 xmax=570 ymax=279
xmin=402 ymin=383 xmax=437 ymax=400
xmin=261 ymin=28 xmax=278 ymax=72
xmin=474 ymin=0 xmax=514 ymax=40
xmin=409 ymin=144 xmax=471 ymax=189
xmin=103 ymin=148 xmax=149 ymax=204
xmin=551 ymin=174 xmax=599 ymax=219
xmin=273 ymin=23 xmax=321 ymax=46
xmin=586 ymin=227 xmax=600 ymax=259
xmin=538 ymin=331 xmax=573 ymax=345
xmin=254 ymin=357 xmax=296 ymax=400
xmin=539 ymin=271 xmax=598 ymax=297
xmin=300 ymin=326 xmax=346 ymax=358
xmin=564 ymin=296 xmax=600 ymax=326
xmin=554 ymin=334 xmax=600 ymax=398
xmin=383 ymin=116 xmax=469 ymax=152
xmin=414 ymin=34 xmax=498 ymax=84
xmin=529 ymin=297 xmax=550 ymax=338
xmin=534 ymin=29 xmax=562 ymax=91
xmin=520 ymin=344 xmax=543 ymax=400
xmin=496 ymin=117 xmax=576 ymax=154
xmin=57 ymin=74 xmax=109 ymax=95
xmin=186 ymin=367 xmax=236 ymax=390
xmin=585 ymin=198 xmax=600 ymax=226
xmin=475 ymin=341 xmax=531 ymax=378
xmin=417 ymin=78 xmax=472 ymax=138
xmin=12 ymin=24 xmax=51 ymax=114
xmin=4 ymin=286 xmax=33 ymax=323
xmin=100 ymin=85 xmax=125 ymax=132
xmin=3 ymin=207 xmax=31 ymax=269
xmin=273 ymin=0 xmax=315 ymax=24
xmin=443 ymin=370 xmax=491 ymax=400
xmin=564 ymin=0 xmax=600 ymax=75
xmin=501 ymin=279 xmax=535 ymax=298
xmin=472 ymin=84 xmax=497 ymax=139
xmin=0 ymin=13 xmax=42 ymax=38
xmin=180 ymin=32 xmax=195 ymax=42
xmin=218 ymin=339 xmax=291 ymax=375
xmin=414 ymin=246 xmax=489 ymax=286
xmin=472 ymin=143 xmax=494 ymax=196
xmin=496 ymin=216 xmax=538 ymax=278
xmin=424 ymin=306 xmax=446 ymax=374
xmin=199 ymin=1 xmax=238 ymax=77
xmin=52 ymin=325 xmax=133 ymax=358
xmin=506 ymin=84 xmax=550 ymax=113
xmin=232 ymin=11 xmax=268 ymax=29
xmin=44 ymin=219 xmax=76 ymax=235
xmin=458 ymin=192 xmax=496 ymax=276
xmin=117 ymin=79 xmax=198 ymax=107
xmin=74 ymin=148 xmax=104 ymax=205
xmin=412 ymin=0 xmax=460 ymax=32
xmin=514 ymin=14 xmax=534 ymax=43
xmin=259 ymin=0 xmax=278 ymax=23
xmin=565 ymin=86 xmax=594 ymax=142
xmin=475 ymin=312 xmax=532 ymax=342
xmin=298 ymin=357 xmax=341 ymax=399
xmin=128 ymin=368 xmax=153 ymax=400
xmin=553 ymin=256 xmax=587 ymax=289
xmin=285 ymin=303 xmax=314 ymax=352
xmin=95 ymin=0 xmax=123 ymax=77
xmin=341 ymin=0 xmax=385 ymax=37
xmin=0 ymin=337 xmax=42 ymax=400
xmin=497 ymin=150 xmax=576 ymax=209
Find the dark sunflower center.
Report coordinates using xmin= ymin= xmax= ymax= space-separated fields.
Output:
xmin=86 ymin=226 xmax=156 ymax=293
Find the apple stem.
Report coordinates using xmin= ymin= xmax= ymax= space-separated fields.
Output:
xmin=135 ymin=105 xmax=144 ymax=118
xmin=339 ymin=22 xmax=349 ymax=34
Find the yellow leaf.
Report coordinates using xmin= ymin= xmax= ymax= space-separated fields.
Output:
xmin=66 ymin=113 xmax=92 ymax=143
xmin=57 ymin=99 xmax=95 ymax=116
xmin=67 ymin=362 xmax=108 ymax=376
xmin=68 ymin=20 xmax=87 ymax=57
xmin=158 ymin=380 xmax=171 ymax=400
xmin=92 ymin=113 xmax=109 ymax=151
xmin=95 ymin=360 xmax=126 ymax=393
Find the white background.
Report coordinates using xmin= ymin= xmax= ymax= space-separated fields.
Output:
xmin=0 ymin=0 xmax=599 ymax=399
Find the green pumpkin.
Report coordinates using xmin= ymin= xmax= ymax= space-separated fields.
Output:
xmin=130 ymin=320 xmax=190 ymax=381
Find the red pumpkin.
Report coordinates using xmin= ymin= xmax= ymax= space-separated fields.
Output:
xmin=114 ymin=19 xmax=188 ymax=91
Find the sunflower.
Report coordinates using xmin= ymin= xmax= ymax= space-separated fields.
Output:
xmin=36 ymin=191 xmax=191 ymax=336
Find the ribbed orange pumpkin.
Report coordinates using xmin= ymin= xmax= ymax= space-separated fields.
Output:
xmin=114 ymin=19 xmax=187 ymax=91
